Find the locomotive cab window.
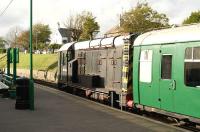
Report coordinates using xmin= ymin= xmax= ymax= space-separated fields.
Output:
xmin=185 ymin=47 xmax=200 ymax=87
xmin=161 ymin=55 xmax=172 ymax=79
xmin=67 ymin=49 xmax=75 ymax=62
xmin=62 ymin=53 xmax=66 ymax=65
xmin=139 ymin=50 xmax=153 ymax=83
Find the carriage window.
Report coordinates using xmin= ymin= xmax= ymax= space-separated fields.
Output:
xmin=139 ymin=50 xmax=152 ymax=83
xmin=161 ymin=55 xmax=172 ymax=79
xmin=194 ymin=47 xmax=200 ymax=59
xmin=185 ymin=47 xmax=200 ymax=87
xmin=185 ymin=48 xmax=193 ymax=59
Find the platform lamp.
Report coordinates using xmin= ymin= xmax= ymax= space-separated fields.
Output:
xmin=29 ymin=0 xmax=34 ymax=110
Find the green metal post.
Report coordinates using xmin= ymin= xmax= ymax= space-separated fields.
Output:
xmin=29 ymin=0 xmax=34 ymax=110
xmin=13 ymin=48 xmax=17 ymax=83
xmin=7 ymin=48 xmax=10 ymax=76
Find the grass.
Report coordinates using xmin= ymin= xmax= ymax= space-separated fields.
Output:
xmin=0 ymin=53 xmax=6 ymax=69
xmin=0 ymin=53 xmax=58 ymax=71
xmin=0 ymin=54 xmax=6 ymax=58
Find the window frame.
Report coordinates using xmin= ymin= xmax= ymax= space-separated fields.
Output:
xmin=161 ymin=54 xmax=172 ymax=80
xmin=184 ymin=46 xmax=200 ymax=88
xmin=139 ymin=49 xmax=153 ymax=83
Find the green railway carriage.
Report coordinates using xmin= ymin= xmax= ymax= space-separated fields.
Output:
xmin=133 ymin=24 xmax=200 ymax=119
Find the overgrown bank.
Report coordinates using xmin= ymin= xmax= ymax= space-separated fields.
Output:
xmin=0 ymin=53 xmax=58 ymax=82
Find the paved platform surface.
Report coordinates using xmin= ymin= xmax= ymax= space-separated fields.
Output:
xmin=0 ymin=84 xmax=186 ymax=132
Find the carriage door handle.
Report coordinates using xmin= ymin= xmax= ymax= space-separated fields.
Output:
xmin=171 ymin=80 xmax=176 ymax=90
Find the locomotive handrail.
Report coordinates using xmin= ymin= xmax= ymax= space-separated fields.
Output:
xmin=112 ymin=81 xmax=120 ymax=83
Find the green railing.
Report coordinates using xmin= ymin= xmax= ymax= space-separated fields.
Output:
xmin=2 ymin=74 xmax=13 ymax=87
xmin=1 ymin=74 xmax=17 ymax=98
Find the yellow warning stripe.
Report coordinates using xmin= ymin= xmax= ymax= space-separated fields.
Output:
xmin=122 ymin=77 xmax=128 ymax=83
xmin=121 ymin=42 xmax=131 ymax=92
xmin=122 ymin=67 xmax=128 ymax=72
xmin=122 ymin=88 xmax=127 ymax=92
xmin=123 ymin=55 xmax=128 ymax=58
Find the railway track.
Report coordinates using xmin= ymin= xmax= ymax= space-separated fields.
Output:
xmin=35 ymin=79 xmax=200 ymax=132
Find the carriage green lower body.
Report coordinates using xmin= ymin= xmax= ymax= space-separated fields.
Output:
xmin=133 ymin=41 xmax=200 ymax=119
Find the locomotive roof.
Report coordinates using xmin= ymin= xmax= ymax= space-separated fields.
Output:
xmin=74 ymin=40 xmax=90 ymax=50
xmin=90 ymin=38 xmax=101 ymax=47
xmin=58 ymin=42 xmax=74 ymax=52
xmin=58 ymin=40 xmax=91 ymax=51
xmin=74 ymin=35 xmax=131 ymax=49
xmin=134 ymin=24 xmax=200 ymax=46
xmin=114 ymin=35 xmax=130 ymax=46
xmin=101 ymin=37 xmax=115 ymax=46
xmin=58 ymin=34 xmax=133 ymax=52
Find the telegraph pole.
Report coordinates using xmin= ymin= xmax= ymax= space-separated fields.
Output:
xmin=29 ymin=0 xmax=34 ymax=110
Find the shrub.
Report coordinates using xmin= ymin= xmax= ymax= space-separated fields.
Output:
xmin=0 ymin=48 xmax=6 ymax=53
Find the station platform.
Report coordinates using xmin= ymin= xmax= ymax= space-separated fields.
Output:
xmin=0 ymin=84 xmax=185 ymax=132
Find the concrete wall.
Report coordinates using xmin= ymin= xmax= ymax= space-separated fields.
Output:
xmin=10 ymin=69 xmax=58 ymax=83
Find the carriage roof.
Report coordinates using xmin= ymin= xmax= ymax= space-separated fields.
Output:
xmin=134 ymin=24 xmax=200 ymax=46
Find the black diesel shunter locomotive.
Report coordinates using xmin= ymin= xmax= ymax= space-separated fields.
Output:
xmin=58 ymin=34 xmax=137 ymax=107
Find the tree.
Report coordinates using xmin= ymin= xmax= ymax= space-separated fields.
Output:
xmin=33 ymin=23 xmax=51 ymax=43
xmin=80 ymin=16 xmax=100 ymax=40
xmin=5 ymin=26 xmax=22 ymax=47
xmin=16 ymin=23 xmax=52 ymax=50
xmin=65 ymin=11 xmax=100 ymax=41
xmin=183 ymin=11 xmax=200 ymax=24
xmin=16 ymin=30 xmax=29 ymax=50
xmin=49 ymin=43 xmax=62 ymax=53
xmin=64 ymin=14 xmax=84 ymax=41
xmin=121 ymin=2 xmax=169 ymax=33
xmin=0 ymin=37 xmax=7 ymax=49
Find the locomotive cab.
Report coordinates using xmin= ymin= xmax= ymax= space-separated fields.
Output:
xmin=58 ymin=42 xmax=75 ymax=86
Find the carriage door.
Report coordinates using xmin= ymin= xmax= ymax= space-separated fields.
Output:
xmin=139 ymin=46 xmax=160 ymax=108
xmin=106 ymin=48 xmax=115 ymax=89
xmin=113 ymin=47 xmax=123 ymax=90
xmin=98 ymin=50 xmax=107 ymax=87
xmin=159 ymin=45 xmax=176 ymax=112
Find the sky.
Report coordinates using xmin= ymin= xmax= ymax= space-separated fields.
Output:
xmin=0 ymin=0 xmax=200 ymax=43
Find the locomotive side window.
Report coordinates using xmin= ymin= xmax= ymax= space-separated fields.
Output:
xmin=139 ymin=50 xmax=152 ymax=83
xmin=62 ymin=52 xmax=68 ymax=65
xmin=67 ymin=49 xmax=75 ymax=62
xmin=161 ymin=55 xmax=172 ymax=79
xmin=62 ymin=53 xmax=65 ymax=65
xmin=67 ymin=50 xmax=72 ymax=61
xmin=185 ymin=47 xmax=200 ymax=87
